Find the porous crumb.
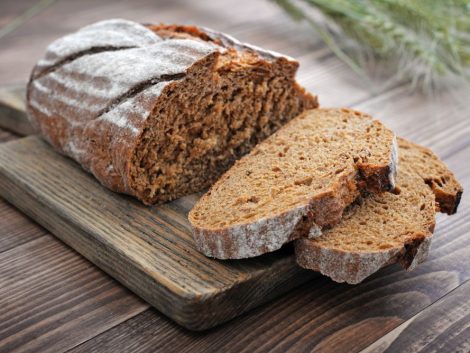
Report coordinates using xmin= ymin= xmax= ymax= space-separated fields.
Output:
xmin=189 ymin=108 xmax=397 ymax=259
xmin=26 ymin=19 xmax=318 ymax=204
xmin=295 ymin=138 xmax=463 ymax=284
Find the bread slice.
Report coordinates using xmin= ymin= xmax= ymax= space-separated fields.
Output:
xmin=295 ymin=138 xmax=463 ymax=284
xmin=189 ymin=108 xmax=397 ymax=259
xmin=399 ymin=140 xmax=463 ymax=215
xmin=27 ymin=19 xmax=317 ymax=204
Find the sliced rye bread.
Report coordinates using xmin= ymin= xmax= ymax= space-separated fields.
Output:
xmin=295 ymin=138 xmax=463 ymax=284
xmin=27 ymin=19 xmax=317 ymax=204
xmin=188 ymin=108 xmax=398 ymax=259
xmin=401 ymin=140 xmax=463 ymax=215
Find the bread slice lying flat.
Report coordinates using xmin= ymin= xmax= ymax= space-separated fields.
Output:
xmin=295 ymin=138 xmax=463 ymax=284
xmin=189 ymin=108 xmax=397 ymax=259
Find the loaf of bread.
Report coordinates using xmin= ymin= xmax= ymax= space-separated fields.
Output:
xmin=27 ymin=19 xmax=317 ymax=204
xmin=295 ymin=138 xmax=463 ymax=284
xmin=189 ymin=108 xmax=397 ymax=259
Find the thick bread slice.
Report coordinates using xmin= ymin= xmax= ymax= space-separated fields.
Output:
xmin=295 ymin=138 xmax=463 ymax=284
xmin=189 ymin=108 xmax=397 ymax=259
xmin=27 ymin=19 xmax=317 ymax=204
xmin=398 ymin=139 xmax=463 ymax=215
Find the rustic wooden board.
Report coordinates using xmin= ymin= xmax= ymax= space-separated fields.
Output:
xmin=1 ymin=0 xmax=469 ymax=349
xmin=0 ymin=235 xmax=148 ymax=353
xmin=0 ymin=136 xmax=316 ymax=330
xmin=0 ymin=86 xmax=33 ymax=136
xmin=61 ymin=85 xmax=470 ymax=352
xmin=361 ymin=280 xmax=470 ymax=353
xmin=68 ymin=201 xmax=470 ymax=353
xmin=0 ymin=199 xmax=47 ymax=252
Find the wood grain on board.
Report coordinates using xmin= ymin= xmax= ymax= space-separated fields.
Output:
xmin=0 ymin=86 xmax=468 ymax=348
xmin=0 ymin=136 xmax=318 ymax=330
xmin=0 ymin=199 xmax=47 ymax=253
xmin=0 ymin=235 xmax=148 ymax=353
xmin=69 ymin=198 xmax=470 ymax=353
xmin=0 ymin=0 xmax=469 ymax=351
xmin=361 ymin=280 xmax=470 ymax=353
xmin=0 ymin=87 xmax=33 ymax=136
xmin=0 ymin=110 xmax=468 ymax=350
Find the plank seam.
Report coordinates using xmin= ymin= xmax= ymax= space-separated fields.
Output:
xmin=357 ymin=278 xmax=470 ymax=353
xmin=62 ymin=307 xmax=155 ymax=353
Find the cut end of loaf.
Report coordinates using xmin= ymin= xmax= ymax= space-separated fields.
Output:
xmin=189 ymin=108 xmax=397 ymax=259
xmin=26 ymin=19 xmax=316 ymax=205
xmin=295 ymin=139 xmax=463 ymax=284
xmin=128 ymin=26 xmax=317 ymax=204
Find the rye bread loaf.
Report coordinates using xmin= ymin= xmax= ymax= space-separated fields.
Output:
xmin=295 ymin=138 xmax=463 ymax=284
xmin=27 ymin=19 xmax=317 ymax=204
xmin=189 ymin=108 xmax=398 ymax=259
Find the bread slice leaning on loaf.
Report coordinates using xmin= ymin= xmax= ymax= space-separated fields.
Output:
xmin=295 ymin=138 xmax=463 ymax=284
xmin=189 ymin=108 xmax=398 ymax=259
xmin=27 ymin=19 xmax=317 ymax=204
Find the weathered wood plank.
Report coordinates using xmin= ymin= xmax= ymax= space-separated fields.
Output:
xmin=66 ymin=139 xmax=470 ymax=352
xmin=0 ymin=82 xmax=466 ymax=336
xmin=361 ymin=280 xmax=470 ymax=353
xmin=68 ymin=198 xmax=470 ymax=353
xmin=0 ymin=0 xmax=468 ymax=350
xmin=356 ymin=85 xmax=470 ymax=159
xmin=0 ymin=235 xmax=148 ymax=353
xmin=0 ymin=198 xmax=47 ymax=253
xmin=0 ymin=136 xmax=318 ymax=330
xmin=0 ymin=129 xmax=18 ymax=143
xmin=0 ymin=87 xmax=32 ymax=136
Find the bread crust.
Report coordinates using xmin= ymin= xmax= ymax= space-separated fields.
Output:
xmin=295 ymin=232 xmax=433 ymax=284
xmin=27 ymin=19 xmax=316 ymax=204
xmin=295 ymin=138 xmax=463 ymax=284
xmin=397 ymin=139 xmax=463 ymax=215
xmin=190 ymin=109 xmax=398 ymax=259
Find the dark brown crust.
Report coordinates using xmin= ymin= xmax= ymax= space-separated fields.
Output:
xmin=398 ymin=137 xmax=463 ymax=215
xmin=190 ymin=109 xmax=398 ymax=259
xmin=359 ymin=164 xmax=395 ymax=193
xmin=295 ymin=232 xmax=433 ymax=284
xmin=428 ymin=184 xmax=462 ymax=215
xmin=398 ymin=234 xmax=429 ymax=269
xmin=26 ymin=19 xmax=317 ymax=204
xmin=295 ymin=139 xmax=462 ymax=284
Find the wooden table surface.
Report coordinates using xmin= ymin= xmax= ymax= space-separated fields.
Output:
xmin=0 ymin=1 xmax=469 ymax=352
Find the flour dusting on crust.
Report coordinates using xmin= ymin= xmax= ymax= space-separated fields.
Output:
xmin=27 ymin=18 xmax=304 ymax=201
xmin=193 ymin=205 xmax=307 ymax=259
xmin=36 ymin=19 xmax=161 ymax=71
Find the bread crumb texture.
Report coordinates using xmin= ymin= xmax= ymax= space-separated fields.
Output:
xmin=295 ymin=138 xmax=463 ymax=284
xmin=189 ymin=108 xmax=397 ymax=259
xmin=27 ymin=19 xmax=317 ymax=204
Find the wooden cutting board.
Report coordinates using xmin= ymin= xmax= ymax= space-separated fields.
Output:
xmin=0 ymin=136 xmax=316 ymax=330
